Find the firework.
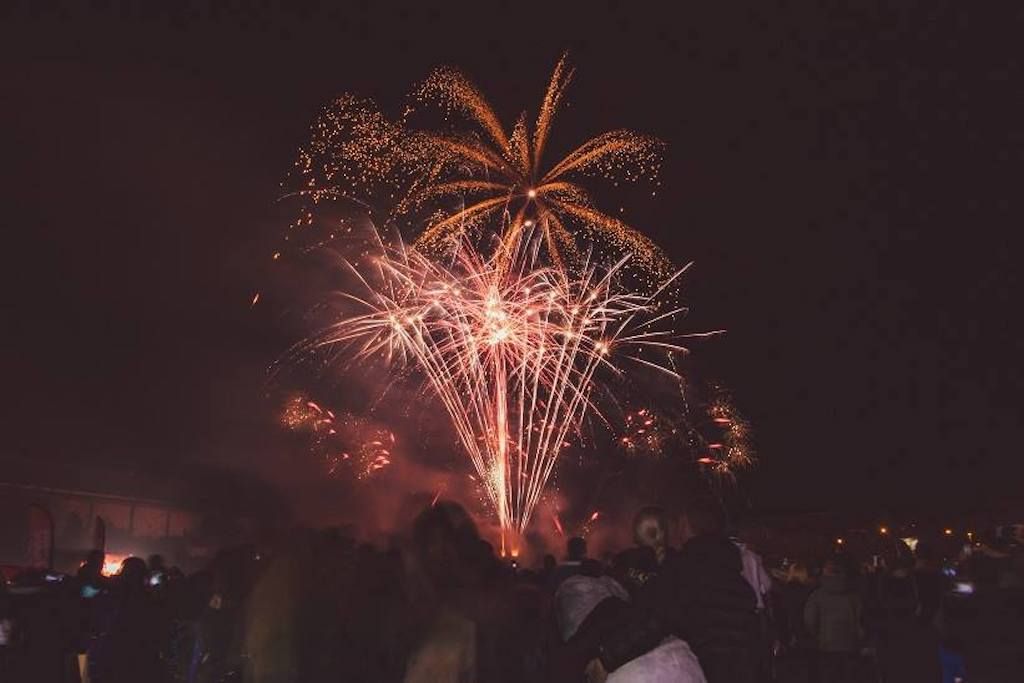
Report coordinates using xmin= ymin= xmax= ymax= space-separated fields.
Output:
xmin=286 ymin=55 xmax=669 ymax=280
xmin=617 ymin=407 xmax=675 ymax=456
xmin=693 ymin=387 xmax=755 ymax=476
xmin=302 ymin=227 xmax=695 ymax=535
xmin=409 ymin=55 xmax=667 ymax=274
xmin=279 ymin=394 xmax=395 ymax=480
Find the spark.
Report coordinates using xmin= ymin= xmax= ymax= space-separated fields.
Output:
xmin=302 ymin=228 xmax=688 ymax=534
xmin=251 ymin=292 xmax=261 ymax=307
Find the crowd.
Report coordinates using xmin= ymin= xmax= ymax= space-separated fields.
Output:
xmin=1 ymin=496 xmax=1021 ymax=683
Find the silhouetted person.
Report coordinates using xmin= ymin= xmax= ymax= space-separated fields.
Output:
xmin=89 ymin=556 xmax=162 ymax=683
xmin=613 ymin=507 xmax=675 ymax=597
xmin=402 ymin=502 xmax=481 ymax=683
xmin=538 ymin=553 xmax=557 ymax=586
xmin=569 ymin=494 xmax=759 ymax=683
xmin=555 ymin=572 xmax=706 ymax=682
xmin=804 ymin=559 xmax=861 ymax=683
xmin=77 ymin=549 xmax=106 ymax=596
xmin=877 ymin=557 xmax=941 ymax=683
xmin=548 ymin=537 xmax=588 ymax=592
xmin=912 ymin=543 xmax=942 ymax=623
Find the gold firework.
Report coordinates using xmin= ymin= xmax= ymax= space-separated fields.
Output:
xmin=408 ymin=54 xmax=668 ymax=275
xmin=287 ymin=55 xmax=670 ymax=279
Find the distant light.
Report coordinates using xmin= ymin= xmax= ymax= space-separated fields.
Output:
xmin=527 ymin=188 xmax=537 ymax=199
xmin=835 ymin=537 xmax=844 ymax=545
xmin=944 ymin=528 xmax=953 ymax=536
xmin=879 ymin=526 xmax=888 ymax=535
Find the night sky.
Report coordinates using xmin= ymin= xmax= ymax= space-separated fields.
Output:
xmin=3 ymin=3 xmax=1022 ymax=512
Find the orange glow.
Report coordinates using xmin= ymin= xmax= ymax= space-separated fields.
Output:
xmin=879 ymin=526 xmax=888 ymax=535
xmin=102 ymin=553 xmax=132 ymax=576
xmin=835 ymin=537 xmax=844 ymax=545
xmin=944 ymin=528 xmax=953 ymax=536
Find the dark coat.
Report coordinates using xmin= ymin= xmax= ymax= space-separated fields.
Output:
xmin=557 ymin=533 xmax=759 ymax=683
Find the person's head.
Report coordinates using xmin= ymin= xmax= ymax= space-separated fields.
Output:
xmin=148 ymin=554 xmax=165 ymax=572
xmin=787 ymin=562 xmax=810 ymax=585
xmin=118 ymin=557 xmax=149 ymax=593
xmin=83 ymin=549 xmax=104 ymax=573
xmin=567 ymin=536 xmax=587 ymax=562
xmin=822 ymin=558 xmax=845 ymax=577
xmin=411 ymin=501 xmax=481 ymax=595
xmin=633 ymin=507 xmax=669 ymax=556
xmin=678 ymin=491 xmax=725 ymax=543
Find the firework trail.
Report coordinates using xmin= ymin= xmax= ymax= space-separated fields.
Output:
xmin=300 ymin=227 xmax=702 ymax=536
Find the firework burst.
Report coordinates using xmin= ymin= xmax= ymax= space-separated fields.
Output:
xmin=693 ymin=386 xmax=755 ymax=477
xmin=279 ymin=394 xmax=395 ymax=480
xmin=408 ymin=55 xmax=667 ymax=274
xmin=299 ymin=227 xmax=700 ymax=535
xmin=617 ymin=407 xmax=676 ymax=456
xmin=286 ymin=54 xmax=669 ymax=280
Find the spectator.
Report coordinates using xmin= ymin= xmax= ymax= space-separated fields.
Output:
xmin=803 ymin=558 xmax=861 ymax=683
xmin=402 ymin=502 xmax=481 ymax=683
xmin=548 ymin=536 xmax=589 ymax=592
xmin=876 ymin=556 xmax=942 ymax=683
xmin=89 ymin=556 xmax=162 ymax=682
xmin=555 ymin=572 xmax=706 ymax=682
xmin=613 ymin=507 xmax=674 ymax=597
xmin=574 ymin=495 xmax=759 ymax=683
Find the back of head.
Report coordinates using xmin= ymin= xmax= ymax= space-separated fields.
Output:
xmin=119 ymin=557 xmax=149 ymax=594
xmin=80 ymin=549 xmax=104 ymax=577
xmin=411 ymin=501 xmax=481 ymax=594
xmin=567 ymin=536 xmax=587 ymax=562
xmin=681 ymin=490 xmax=725 ymax=539
xmin=148 ymin=554 xmax=165 ymax=572
xmin=787 ymin=562 xmax=810 ymax=585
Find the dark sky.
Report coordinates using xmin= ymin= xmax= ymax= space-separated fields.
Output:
xmin=2 ymin=2 xmax=1022 ymax=512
